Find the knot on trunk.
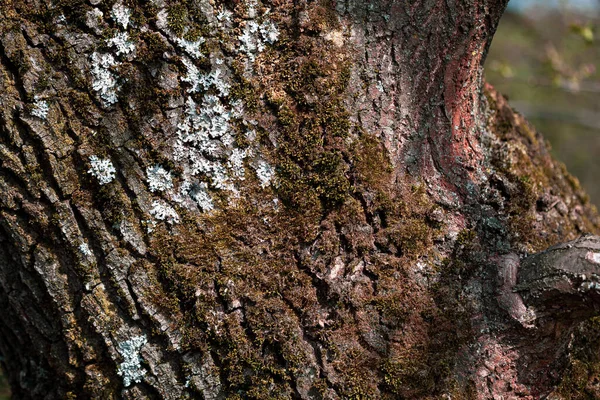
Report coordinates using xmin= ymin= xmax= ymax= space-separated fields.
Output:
xmin=497 ymin=234 xmax=600 ymax=329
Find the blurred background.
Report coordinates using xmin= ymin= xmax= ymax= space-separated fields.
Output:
xmin=487 ymin=0 xmax=600 ymax=204
xmin=0 ymin=370 xmax=7 ymax=400
xmin=0 ymin=0 xmax=599 ymax=398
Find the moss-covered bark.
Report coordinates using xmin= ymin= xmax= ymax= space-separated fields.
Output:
xmin=0 ymin=0 xmax=599 ymax=398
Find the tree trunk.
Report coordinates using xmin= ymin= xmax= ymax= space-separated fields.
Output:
xmin=1 ymin=0 xmax=599 ymax=398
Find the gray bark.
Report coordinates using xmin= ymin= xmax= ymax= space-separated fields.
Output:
xmin=0 ymin=0 xmax=599 ymax=399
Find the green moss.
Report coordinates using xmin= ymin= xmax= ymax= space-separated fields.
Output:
xmin=166 ymin=4 xmax=188 ymax=37
xmin=274 ymin=111 xmax=349 ymax=210
xmin=36 ymin=67 xmax=52 ymax=91
xmin=387 ymin=218 xmax=431 ymax=258
xmin=456 ymin=229 xmax=476 ymax=247
xmin=483 ymin=85 xmax=600 ymax=251
xmin=138 ymin=31 xmax=169 ymax=61
xmin=183 ymin=26 xmax=204 ymax=42
xmin=45 ymin=44 xmax=87 ymax=90
xmin=382 ymin=359 xmax=417 ymax=394
xmin=68 ymin=90 xmax=97 ymax=126
xmin=374 ymin=293 xmax=410 ymax=324
xmin=321 ymin=101 xmax=350 ymax=138
xmin=241 ymin=29 xmax=354 ymax=214
xmin=230 ymin=77 xmax=259 ymax=112
xmin=274 ymin=104 xmax=297 ymax=128
xmin=517 ymin=121 xmax=538 ymax=145
xmin=332 ymin=348 xmax=379 ymax=399
xmin=92 ymin=184 xmax=132 ymax=228
xmin=556 ymin=360 xmax=594 ymax=399
xmin=303 ymin=0 xmax=342 ymax=33
xmin=349 ymin=133 xmax=393 ymax=191
xmin=510 ymin=174 xmax=537 ymax=212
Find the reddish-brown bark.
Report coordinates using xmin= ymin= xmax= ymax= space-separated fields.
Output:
xmin=0 ymin=0 xmax=599 ymax=399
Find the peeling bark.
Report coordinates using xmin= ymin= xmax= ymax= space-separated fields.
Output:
xmin=0 ymin=0 xmax=599 ymax=399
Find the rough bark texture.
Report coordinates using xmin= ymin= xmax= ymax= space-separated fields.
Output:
xmin=1 ymin=0 xmax=600 ymax=398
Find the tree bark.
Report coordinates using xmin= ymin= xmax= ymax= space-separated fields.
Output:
xmin=0 ymin=0 xmax=599 ymax=398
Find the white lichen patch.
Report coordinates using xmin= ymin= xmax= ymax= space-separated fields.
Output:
xmin=201 ymin=94 xmax=231 ymax=138
xmin=581 ymin=281 xmax=600 ymax=292
xmin=160 ymin=11 xmax=274 ymax=214
xmin=189 ymin=182 xmax=214 ymax=212
xmin=246 ymin=0 xmax=258 ymax=18
xmin=79 ymin=242 xmax=93 ymax=257
xmin=172 ymin=180 xmax=192 ymax=204
xmin=181 ymin=59 xmax=203 ymax=93
xmin=176 ymin=37 xmax=205 ymax=59
xmin=209 ymin=163 xmax=230 ymax=190
xmin=87 ymin=155 xmax=116 ymax=185
xmin=255 ymin=160 xmax=274 ymax=188
xmin=86 ymin=8 xmax=104 ymax=33
xmin=173 ymin=180 xmax=215 ymax=213
xmin=202 ymin=67 xmax=231 ymax=97
xmin=238 ymin=21 xmax=263 ymax=59
xmin=149 ymin=200 xmax=180 ymax=224
xmin=260 ymin=20 xmax=280 ymax=44
xmin=107 ymin=32 xmax=136 ymax=56
xmin=227 ymin=148 xmax=247 ymax=179
xmin=145 ymin=219 xmax=157 ymax=234
xmin=146 ymin=165 xmax=174 ymax=192
xmin=88 ymin=8 xmax=103 ymax=21
xmin=238 ymin=19 xmax=279 ymax=62
xmin=173 ymin=95 xmax=235 ymax=189
xmin=90 ymin=52 xmax=120 ymax=105
xmin=111 ymin=2 xmax=131 ymax=29
xmin=586 ymin=251 xmax=600 ymax=265
xmin=155 ymin=8 xmax=169 ymax=29
xmin=216 ymin=8 xmax=233 ymax=22
xmin=181 ymin=59 xmax=230 ymax=96
xmin=31 ymin=99 xmax=49 ymax=119
xmin=170 ymin=68 xmax=253 ymax=208
xmin=175 ymin=97 xmax=216 ymax=156
xmin=116 ymin=335 xmax=147 ymax=387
